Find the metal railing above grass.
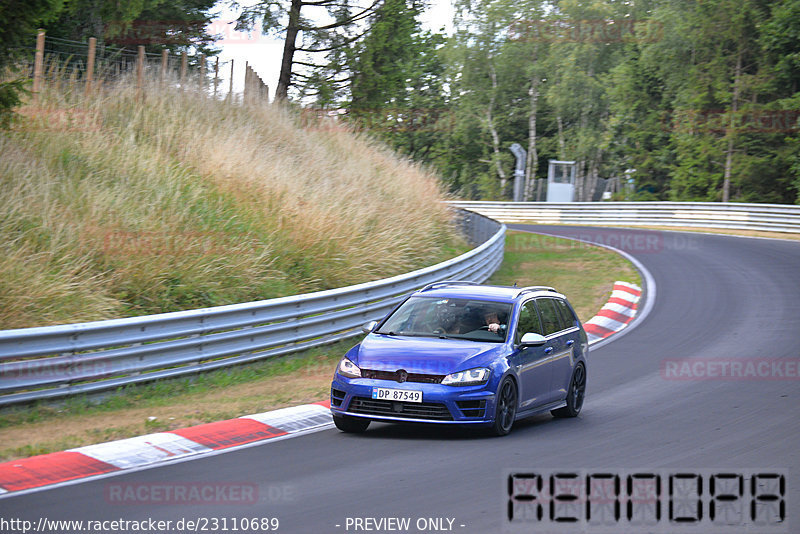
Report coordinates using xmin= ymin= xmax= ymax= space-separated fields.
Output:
xmin=447 ymin=201 xmax=800 ymax=234
xmin=0 ymin=210 xmax=504 ymax=406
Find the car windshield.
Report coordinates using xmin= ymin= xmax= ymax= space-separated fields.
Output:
xmin=375 ymin=296 xmax=513 ymax=342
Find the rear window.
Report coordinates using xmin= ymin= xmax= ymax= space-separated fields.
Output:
xmin=554 ymin=298 xmax=578 ymax=329
xmin=536 ymin=298 xmax=563 ymax=336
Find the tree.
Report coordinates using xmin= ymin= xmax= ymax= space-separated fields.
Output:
xmin=0 ymin=0 xmax=65 ymax=127
xmin=44 ymin=0 xmax=162 ymax=42
xmin=605 ymin=0 xmax=673 ymax=200
xmin=348 ymin=14 xmax=451 ymax=164
xmin=44 ymin=0 xmax=219 ymax=57
xmin=237 ymin=0 xmax=382 ymax=100
xmin=277 ymin=0 xmax=800 ymax=205
xmin=445 ymin=1 xmax=524 ymax=198
xmin=761 ymin=0 xmax=800 ymax=203
xmin=109 ymin=0 xmax=220 ymax=57
xmin=637 ymin=0 xmax=773 ymax=201
xmin=349 ymin=0 xmax=422 ymax=110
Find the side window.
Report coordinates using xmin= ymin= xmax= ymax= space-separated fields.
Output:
xmin=554 ymin=298 xmax=577 ymax=329
xmin=515 ymin=301 xmax=543 ymax=344
xmin=536 ymin=298 xmax=563 ymax=336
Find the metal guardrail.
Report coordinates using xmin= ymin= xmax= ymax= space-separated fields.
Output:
xmin=447 ymin=201 xmax=800 ymax=234
xmin=0 ymin=210 xmax=505 ymax=406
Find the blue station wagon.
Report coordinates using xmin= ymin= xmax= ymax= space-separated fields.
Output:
xmin=330 ymin=281 xmax=588 ymax=436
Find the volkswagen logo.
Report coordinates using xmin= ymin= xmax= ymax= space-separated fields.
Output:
xmin=396 ymin=369 xmax=408 ymax=383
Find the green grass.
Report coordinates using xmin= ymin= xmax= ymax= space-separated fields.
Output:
xmin=0 ymin=73 xmax=464 ymax=329
xmin=488 ymin=231 xmax=642 ymax=323
xmin=0 ymin=339 xmax=351 ymax=429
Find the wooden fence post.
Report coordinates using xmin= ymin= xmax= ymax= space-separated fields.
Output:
xmin=136 ymin=45 xmax=145 ymax=98
xmin=213 ymin=57 xmax=219 ymax=98
xmin=243 ymin=61 xmax=249 ymax=103
xmin=228 ymin=59 xmax=234 ymax=102
xmin=199 ymin=54 xmax=206 ymax=93
xmin=180 ymin=52 xmax=187 ymax=91
xmin=161 ymin=49 xmax=168 ymax=84
xmin=85 ymin=37 xmax=96 ymax=96
xmin=33 ymin=30 xmax=45 ymax=100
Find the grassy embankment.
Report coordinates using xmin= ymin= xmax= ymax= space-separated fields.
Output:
xmin=0 ymin=78 xmax=463 ymax=329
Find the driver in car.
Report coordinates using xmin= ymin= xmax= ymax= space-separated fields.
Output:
xmin=437 ymin=302 xmax=505 ymax=335
xmin=483 ymin=309 xmax=502 ymax=333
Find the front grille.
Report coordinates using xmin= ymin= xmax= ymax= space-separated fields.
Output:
xmin=331 ymin=388 xmax=346 ymax=407
xmin=361 ymin=369 xmax=445 ymax=384
xmin=456 ymin=400 xmax=486 ymax=418
xmin=349 ymin=397 xmax=453 ymax=421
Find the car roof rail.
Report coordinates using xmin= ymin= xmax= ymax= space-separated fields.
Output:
xmin=419 ymin=280 xmax=480 ymax=292
xmin=515 ymin=285 xmax=557 ymax=297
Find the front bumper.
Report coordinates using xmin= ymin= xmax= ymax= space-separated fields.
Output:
xmin=330 ymin=376 xmax=497 ymax=425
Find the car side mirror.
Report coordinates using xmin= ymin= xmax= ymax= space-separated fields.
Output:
xmin=520 ymin=332 xmax=547 ymax=347
xmin=362 ymin=320 xmax=378 ymax=334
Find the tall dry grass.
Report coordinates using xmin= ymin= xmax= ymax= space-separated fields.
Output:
xmin=0 ymin=74 xmax=463 ymax=329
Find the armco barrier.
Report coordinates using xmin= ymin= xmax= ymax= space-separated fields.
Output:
xmin=447 ymin=201 xmax=800 ymax=234
xmin=0 ymin=210 xmax=504 ymax=407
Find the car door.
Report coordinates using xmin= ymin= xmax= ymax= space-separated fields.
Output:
xmin=537 ymin=298 xmax=580 ymax=403
xmin=508 ymin=300 xmax=552 ymax=409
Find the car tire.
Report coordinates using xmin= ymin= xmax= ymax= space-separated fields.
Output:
xmin=491 ymin=377 xmax=518 ymax=436
xmin=552 ymin=363 xmax=586 ymax=418
xmin=333 ymin=414 xmax=370 ymax=433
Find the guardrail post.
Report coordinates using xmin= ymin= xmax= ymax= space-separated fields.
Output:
xmin=510 ymin=144 xmax=527 ymax=202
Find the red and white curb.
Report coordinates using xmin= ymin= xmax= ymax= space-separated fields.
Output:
xmin=0 ymin=401 xmax=333 ymax=495
xmin=584 ymin=281 xmax=642 ymax=344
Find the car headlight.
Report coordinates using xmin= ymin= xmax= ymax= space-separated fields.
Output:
xmin=337 ymin=357 xmax=361 ymax=378
xmin=441 ymin=367 xmax=491 ymax=386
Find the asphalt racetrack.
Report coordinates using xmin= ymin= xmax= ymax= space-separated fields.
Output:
xmin=2 ymin=225 xmax=798 ymax=534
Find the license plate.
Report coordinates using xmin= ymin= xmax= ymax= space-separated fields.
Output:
xmin=372 ymin=387 xmax=422 ymax=403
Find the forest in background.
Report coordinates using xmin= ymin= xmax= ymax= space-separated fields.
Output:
xmin=303 ymin=0 xmax=800 ymax=204
xmin=3 ymin=0 xmax=800 ymax=204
